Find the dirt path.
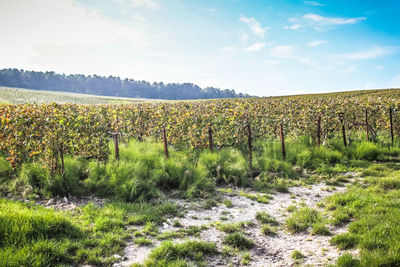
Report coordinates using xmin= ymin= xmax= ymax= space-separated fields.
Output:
xmin=115 ymin=175 xmax=358 ymax=267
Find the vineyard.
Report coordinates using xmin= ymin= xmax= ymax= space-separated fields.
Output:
xmin=2 ymin=89 xmax=400 ymax=266
xmin=1 ymin=89 xmax=400 ymax=172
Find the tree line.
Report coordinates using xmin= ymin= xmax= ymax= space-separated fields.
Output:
xmin=0 ymin=69 xmax=251 ymax=100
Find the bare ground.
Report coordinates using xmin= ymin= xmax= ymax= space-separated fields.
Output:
xmin=115 ymin=174 xmax=359 ymax=267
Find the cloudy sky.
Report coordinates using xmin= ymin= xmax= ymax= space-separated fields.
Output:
xmin=1 ymin=0 xmax=399 ymax=96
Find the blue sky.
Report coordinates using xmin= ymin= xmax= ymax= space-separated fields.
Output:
xmin=1 ymin=0 xmax=399 ymax=96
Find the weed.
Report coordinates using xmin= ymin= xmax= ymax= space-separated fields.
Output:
xmin=223 ymin=233 xmax=254 ymax=250
xmin=330 ymin=233 xmax=358 ymax=250
xmin=134 ymin=237 xmax=152 ymax=246
xmin=311 ymin=223 xmax=331 ymax=235
xmin=241 ymin=252 xmax=251 ymax=265
xmin=285 ymin=207 xmax=323 ymax=233
xmin=261 ymin=224 xmax=277 ymax=236
xmin=291 ymin=250 xmax=305 ymax=260
xmin=255 ymin=211 xmax=279 ymax=225
xmin=223 ymin=199 xmax=233 ymax=208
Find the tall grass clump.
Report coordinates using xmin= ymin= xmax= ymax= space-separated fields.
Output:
xmin=85 ymin=140 xmax=215 ymax=201
xmin=198 ymin=147 xmax=249 ymax=186
xmin=0 ymin=155 xmax=11 ymax=181
xmin=13 ymin=157 xmax=89 ymax=197
xmin=353 ymin=142 xmax=384 ymax=161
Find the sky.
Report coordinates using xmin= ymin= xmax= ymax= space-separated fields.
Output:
xmin=1 ymin=0 xmax=400 ymax=96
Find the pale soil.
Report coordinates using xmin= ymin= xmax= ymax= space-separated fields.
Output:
xmin=115 ymin=173 xmax=360 ymax=267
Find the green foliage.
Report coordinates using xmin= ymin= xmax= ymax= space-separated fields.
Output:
xmin=291 ymin=250 xmax=305 ymax=260
xmin=255 ymin=211 xmax=279 ymax=225
xmin=198 ymin=148 xmax=249 ymax=186
xmin=223 ymin=233 xmax=254 ymax=250
xmin=0 ymin=156 xmax=11 ymax=181
xmin=325 ymin=166 xmax=400 ymax=266
xmin=336 ymin=253 xmax=360 ymax=267
xmin=330 ymin=234 xmax=358 ymax=250
xmin=311 ymin=222 xmax=331 ymax=235
xmin=260 ymin=224 xmax=277 ymax=236
xmin=354 ymin=142 xmax=384 ymax=161
xmin=215 ymin=222 xmax=244 ymax=233
xmin=145 ymin=240 xmax=216 ymax=264
xmin=134 ymin=237 xmax=152 ymax=246
xmin=285 ymin=207 xmax=323 ymax=233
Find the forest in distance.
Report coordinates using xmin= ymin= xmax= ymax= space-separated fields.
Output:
xmin=0 ymin=69 xmax=251 ymax=100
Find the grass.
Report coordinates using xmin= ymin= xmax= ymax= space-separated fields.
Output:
xmin=137 ymin=240 xmax=217 ymax=266
xmin=291 ymin=250 xmax=305 ymax=260
xmin=0 ymin=199 xmax=179 ymax=266
xmin=255 ymin=211 xmax=279 ymax=225
xmin=134 ymin=237 xmax=152 ymax=246
xmin=223 ymin=233 xmax=254 ymax=250
xmin=325 ymin=162 xmax=400 ymax=266
xmin=261 ymin=224 xmax=277 ymax=236
xmin=285 ymin=207 xmax=323 ymax=233
xmin=0 ymin=86 xmax=149 ymax=104
xmin=3 ymin=132 xmax=400 ymax=265
xmin=215 ymin=222 xmax=245 ymax=233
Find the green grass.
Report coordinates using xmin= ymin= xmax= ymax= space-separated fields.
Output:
xmin=134 ymin=237 xmax=153 ymax=246
xmin=0 ymin=198 xmax=179 ymax=266
xmin=223 ymin=233 xmax=254 ymax=250
xmin=214 ymin=222 xmax=245 ymax=233
xmin=255 ymin=211 xmax=279 ymax=225
xmin=260 ymin=224 xmax=277 ymax=236
xmin=137 ymin=240 xmax=217 ymax=266
xmin=291 ymin=250 xmax=305 ymax=260
xmin=285 ymin=207 xmax=323 ymax=233
xmin=325 ymin=163 xmax=400 ymax=266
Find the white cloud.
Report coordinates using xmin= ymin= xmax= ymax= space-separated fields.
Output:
xmin=336 ymin=47 xmax=397 ymax=60
xmin=308 ymin=40 xmax=327 ymax=47
xmin=222 ymin=46 xmax=236 ymax=53
xmin=270 ymin=45 xmax=294 ymax=58
xmin=286 ymin=13 xmax=366 ymax=31
xmin=284 ymin=24 xmax=302 ymax=30
xmin=0 ymin=0 xmax=147 ymax=69
xmin=342 ymin=66 xmax=357 ymax=74
xmin=239 ymin=32 xmax=249 ymax=44
xmin=304 ymin=1 xmax=325 ymax=6
xmin=113 ymin=0 xmax=159 ymax=9
xmin=303 ymin=13 xmax=366 ymax=26
xmin=245 ymin=42 xmax=266 ymax=52
xmin=239 ymin=15 xmax=269 ymax=38
xmin=129 ymin=0 xmax=159 ymax=9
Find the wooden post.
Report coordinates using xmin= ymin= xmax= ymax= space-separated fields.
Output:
xmin=390 ymin=107 xmax=394 ymax=145
xmin=339 ymin=113 xmax=347 ymax=147
xmin=113 ymin=133 xmax=119 ymax=160
xmin=279 ymin=123 xmax=286 ymax=159
xmin=247 ymin=123 xmax=253 ymax=169
xmin=208 ymin=124 xmax=213 ymax=153
xmin=316 ymin=116 xmax=321 ymax=146
xmin=59 ymin=143 xmax=65 ymax=180
xmin=162 ymin=127 xmax=169 ymax=158
xmin=365 ymin=109 xmax=369 ymax=142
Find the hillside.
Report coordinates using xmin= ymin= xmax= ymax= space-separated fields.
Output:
xmin=0 ymin=69 xmax=251 ymax=100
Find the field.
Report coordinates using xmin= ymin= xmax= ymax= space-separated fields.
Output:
xmin=0 ymin=86 xmax=155 ymax=104
xmin=1 ymin=88 xmax=400 ymax=266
